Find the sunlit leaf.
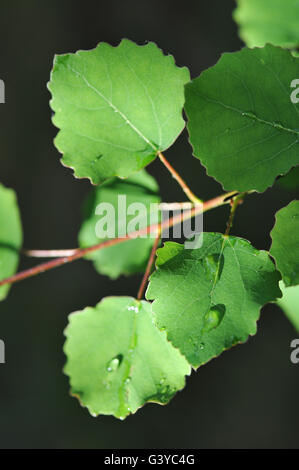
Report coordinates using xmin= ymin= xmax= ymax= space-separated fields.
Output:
xmin=146 ymin=233 xmax=281 ymax=367
xmin=64 ymin=296 xmax=190 ymax=419
xmin=49 ymin=39 xmax=190 ymax=184
xmin=0 ymin=183 xmax=22 ymax=301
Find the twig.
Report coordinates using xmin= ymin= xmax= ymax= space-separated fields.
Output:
xmin=137 ymin=230 xmax=161 ymax=300
xmin=22 ymin=203 xmax=194 ymax=259
xmin=158 ymin=152 xmax=202 ymax=204
xmin=0 ymin=191 xmax=237 ymax=288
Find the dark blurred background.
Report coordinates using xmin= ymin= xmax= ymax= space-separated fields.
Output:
xmin=0 ymin=0 xmax=298 ymax=449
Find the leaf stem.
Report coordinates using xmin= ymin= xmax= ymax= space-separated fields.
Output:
xmin=22 ymin=204 xmax=194 ymax=259
xmin=224 ymin=192 xmax=246 ymax=237
xmin=0 ymin=191 xmax=237 ymax=288
xmin=137 ymin=230 xmax=161 ymax=300
xmin=157 ymin=151 xmax=202 ymax=204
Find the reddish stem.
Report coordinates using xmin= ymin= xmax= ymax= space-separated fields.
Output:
xmin=137 ymin=231 xmax=161 ymax=300
xmin=0 ymin=191 xmax=236 ymax=288
xmin=158 ymin=152 xmax=201 ymax=204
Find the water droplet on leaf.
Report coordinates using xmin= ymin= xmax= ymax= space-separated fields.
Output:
xmin=106 ymin=354 xmax=123 ymax=372
xmin=246 ymin=111 xmax=257 ymax=119
xmin=203 ymin=254 xmax=220 ymax=279
xmin=127 ymin=304 xmax=139 ymax=313
xmin=202 ymin=304 xmax=225 ymax=333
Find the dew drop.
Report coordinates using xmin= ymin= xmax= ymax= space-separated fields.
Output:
xmin=202 ymin=254 xmax=220 ymax=279
xmin=202 ymin=304 xmax=225 ymax=334
xmin=246 ymin=111 xmax=257 ymax=119
xmin=128 ymin=305 xmax=139 ymax=314
xmin=102 ymin=379 xmax=111 ymax=389
xmin=159 ymin=376 xmax=166 ymax=385
xmin=106 ymin=354 xmax=123 ymax=372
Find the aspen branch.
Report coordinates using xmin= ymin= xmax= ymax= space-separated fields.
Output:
xmin=0 ymin=191 xmax=237 ymax=288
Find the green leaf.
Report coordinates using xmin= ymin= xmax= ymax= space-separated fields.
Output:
xmin=48 ymin=39 xmax=190 ymax=184
xmin=270 ymin=200 xmax=299 ymax=286
xmin=233 ymin=0 xmax=299 ymax=49
xmin=276 ymin=166 xmax=299 ymax=191
xmin=277 ymin=281 xmax=299 ymax=333
xmin=146 ymin=233 xmax=281 ymax=368
xmin=185 ymin=44 xmax=299 ymax=192
xmin=64 ymin=296 xmax=190 ymax=419
xmin=78 ymin=170 xmax=161 ymax=279
xmin=0 ymin=183 xmax=22 ymax=301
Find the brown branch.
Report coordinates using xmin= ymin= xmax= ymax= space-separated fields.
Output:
xmin=0 ymin=190 xmax=237 ymax=288
xmin=137 ymin=230 xmax=161 ymax=300
xmin=22 ymin=203 xmax=193 ymax=259
xmin=158 ymin=152 xmax=202 ymax=204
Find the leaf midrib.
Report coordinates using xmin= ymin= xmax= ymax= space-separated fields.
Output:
xmin=66 ymin=64 xmax=159 ymax=152
xmin=195 ymin=91 xmax=299 ymax=137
